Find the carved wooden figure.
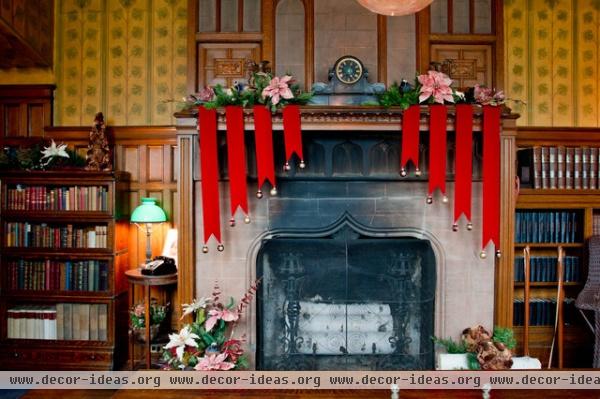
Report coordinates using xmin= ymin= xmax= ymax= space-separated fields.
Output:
xmin=86 ymin=112 xmax=112 ymax=171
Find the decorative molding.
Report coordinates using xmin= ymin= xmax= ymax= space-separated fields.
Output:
xmin=214 ymin=58 xmax=245 ymax=77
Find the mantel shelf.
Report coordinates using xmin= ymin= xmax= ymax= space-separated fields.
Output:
xmin=174 ymin=105 xmax=518 ymax=132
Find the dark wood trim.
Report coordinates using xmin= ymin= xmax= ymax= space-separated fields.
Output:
xmin=377 ymin=15 xmax=387 ymax=85
xmin=428 ymin=33 xmax=497 ymax=43
xmin=447 ymin=0 xmax=453 ymax=34
xmin=262 ymin=0 xmax=276 ymax=68
xmin=187 ymin=0 xmax=198 ymax=94
xmin=216 ymin=0 xmax=222 ymax=32
xmin=43 ymin=126 xmax=177 ymax=145
xmin=195 ymin=32 xmax=263 ymax=42
xmin=303 ymin=0 xmax=314 ymax=91
xmin=493 ymin=0 xmax=504 ymax=90
xmin=515 ymin=126 xmax=600 ymax=146
xmin=415 ymin=6 xmax=430 ymax=73
xmin=469 ymin=0 xmax=475 ymax=33
xmin=238 ymin=0 xmax=244 ymax=32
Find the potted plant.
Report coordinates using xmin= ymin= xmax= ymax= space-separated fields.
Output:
xmin=129 ymin=299 xmax=169 ymax=343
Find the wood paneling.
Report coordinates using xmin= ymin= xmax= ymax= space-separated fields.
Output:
xmin=198 ymin=42 xmax=261 ymax=89
xmin=0 ymin=85 xmax=54 ymax=138
xmin=430 ymin=44 xmax=493 ymax=88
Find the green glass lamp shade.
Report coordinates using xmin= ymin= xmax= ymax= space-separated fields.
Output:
xmin=130 ymin=198 xmax=167 ymax=223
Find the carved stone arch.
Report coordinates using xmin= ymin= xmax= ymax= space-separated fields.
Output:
xmin=332 ymin=141 xmax=363 ymax=175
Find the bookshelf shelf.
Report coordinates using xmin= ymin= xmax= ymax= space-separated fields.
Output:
xmin=0 ymin=171 xmax=130 ymax=370
xmin=513 ymin=282 xmax=582 ymax=287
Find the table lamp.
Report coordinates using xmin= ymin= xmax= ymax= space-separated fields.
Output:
xmin=131 ymin=198 xmax=167 ymax=264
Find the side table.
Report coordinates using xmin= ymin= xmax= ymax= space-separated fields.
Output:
xmin=125 ymin=269 xmax=177 ymax=369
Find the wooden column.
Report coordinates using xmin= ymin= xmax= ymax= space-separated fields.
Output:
xmin=495 ymin=114 xmax=518 ymax=327
xmin=176 ymin=120 xmax=197 ymax=325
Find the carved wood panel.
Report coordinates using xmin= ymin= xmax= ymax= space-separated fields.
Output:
xmin=0 ymin=85 xmax=54 ymax=138
xmin=197 ymin=42 xmax=260 ymax=90
xmin=430 ymin=44 xmax=493 ymax=88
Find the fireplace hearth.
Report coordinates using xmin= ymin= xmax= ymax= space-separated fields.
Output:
xmin=256 ymin=225 xmax=436 ymax=370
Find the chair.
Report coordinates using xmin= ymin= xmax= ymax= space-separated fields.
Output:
xmin=575 ymin=235 xmax=600 ymax=368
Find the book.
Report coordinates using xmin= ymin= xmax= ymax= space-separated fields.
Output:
xmin=591 ymin=148 xmax=598 ymax=189
xmin=574 ymin=147 xmax=583 ymax=189
xmin=583 ymin=147 xmax=590 ymax=189
xmin=541 ymin=147 xmax=550 ymax=188
xmin=566 ymin=147 xmax=574 ymax=189
xmin=98 ymin=305 xmax=108 ymax=341
xmin=557 ymin=146 xmax=566 ymax=189
xmin=533 ymin=146 xmax=542 ymax=189
xmin=89 ymin=304 xmax=99 ymax=341
xmin=549 ymin=147 xmax=557 ymax=188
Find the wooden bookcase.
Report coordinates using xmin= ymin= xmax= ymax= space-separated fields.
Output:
xmin=503 ymin=128 xmax=600 ymax=368
xmin=0 ymin=170 xmax=130 ymax=370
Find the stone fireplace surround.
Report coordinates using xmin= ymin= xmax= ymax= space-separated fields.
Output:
xmin=175 ymin=107 xmax=508 ymax=369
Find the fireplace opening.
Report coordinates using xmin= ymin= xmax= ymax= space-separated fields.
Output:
xmin=256 ymin=226 xmax=436 ymax=370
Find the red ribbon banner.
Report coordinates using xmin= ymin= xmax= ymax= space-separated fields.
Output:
xmin=198 ymin=106 xmax=221 ymax=245
xmin=428 ymin=105 xmax=448 ymax=199
xmin=482 ymin=105 xmax=501 ymax=252
xmin=282 ymin=105 xmax=304 ymax=166
xmin=454 ymin=104 xmax=474 ymax=224
xmin=401 ymin=105 xmax=420 ymax=175
xmin=253 ymin=105 xmax=276 ymax=193
xmin=225 ymin=106 xmax=249 ymax=219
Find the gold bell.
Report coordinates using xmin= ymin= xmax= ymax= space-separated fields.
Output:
xmin=415 ymin=168 xmax=422 ymax=177
xmin=202 ymin=246 xmax=209 ymax=254
xmin=284 ymin=162 xmax=291 ymax=171
xmin=479 ymin=250 xmax=487 ymax=259
xmin=256 ymin=190 xmax=263 ymax=199
xmin=495 ymin=250 xmax=502 ymax=258
xmin=426 ymin=196 xmax=433 ymax=204
xmin=217 ymin=244 xmax=225 ymax=252
xmin=442 ymin=195 xmax=449 ymax=203
xmin=270 ymin=187 xmax=278 ymax=196
xmin=452 ymin=223 xmax=458 ymax=232
xmin=244 ymin=216 xmax=251 ymax=224
xmin=466 ymin=222 xmax=473 ymax=231
xmin=229 ymin=218 xmax=236 ymax=227
xmin=299 ymin=160 xmax=306 ymax=169
xmin=400 ymin=168 xmax=407 ymax=177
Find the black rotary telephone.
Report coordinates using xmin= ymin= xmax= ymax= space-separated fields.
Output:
xmin=141 ymin=256 xmax=176 ymax=276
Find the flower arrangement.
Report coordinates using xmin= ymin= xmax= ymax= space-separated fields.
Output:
xmin=185 ymin=72 xmax=313 ymax=112
xmin=0 ymin=140 xmax=85 ymax=171
xmin=162 ymin=280 xmax=260 ymax=370
xmin=377 ymin=70 xmax=511 ymax=110
xmin=433 ymin=325 xmax=516 ymax=370
xmin=129 ymin=300 xmax=169 ymax=329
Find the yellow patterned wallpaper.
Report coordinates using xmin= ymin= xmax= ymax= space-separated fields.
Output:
xmin=505 ymin=0 xmax=600 ymax=127
xmin=0 ymin=0 xmax=187 ymax=126
xmin=55 ymin=0 xmax=187 ymax=126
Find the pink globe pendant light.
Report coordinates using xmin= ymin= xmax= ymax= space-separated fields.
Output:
xmin=356 ymin=0 xmax=434 ymax=16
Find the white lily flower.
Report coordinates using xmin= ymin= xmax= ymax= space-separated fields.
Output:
xmin=455 ymin=90 xmax=465 ymax=100
xmin=164 ymin=325 xmax=199 ymax=361
xmin=40 ymin=140 xmax=69 ymax=165
xmin=180 ymin=297 xmax=212 ymax=319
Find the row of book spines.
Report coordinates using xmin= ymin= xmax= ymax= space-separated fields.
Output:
xmin=7 ymin=260 xmax=109 ymax=292
xmin=6 ymin=186 xmax=108 ymax=211
xmin=6 ymin=306 xmax=56 ymax=340
xmin=514 ymin=256 xmax=581 ymax=282
xmin=533 ymin=146 xmax=600 ymax=189
xmin=6 ymin=304 xmax=108 ymax=341
xmin=513 ymin=298 xmax=576 ymax=326
xmin=4 ymin=223 xmax=108 ymax=249
xmin=515 ymin=211 xmax=578 ymax=243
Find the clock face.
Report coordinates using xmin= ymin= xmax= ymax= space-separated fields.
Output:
xmin=334 ymin=56 xmax=364 ymax=85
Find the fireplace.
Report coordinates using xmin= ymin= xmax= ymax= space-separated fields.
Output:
xmin=256 ymin=226 xmax=436 ymax=370
xmin=175 ymin=108 xmax=501 ymax=370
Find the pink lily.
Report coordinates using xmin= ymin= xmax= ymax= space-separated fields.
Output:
xmin=418 ymin=70 xmax=455 ymax=104
xmin=205 ymin=308 xmax=239 ymax=332
xmin=194 ymin=353 xmax=235 ymax=371
xmin=261 ymin=75 xmax=294 ymax=105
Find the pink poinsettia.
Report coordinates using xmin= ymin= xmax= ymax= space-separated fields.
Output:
xmin=194 ymin=353 xmax=235 ymax=371
xmin=474 ymin=84 xmax=505 ymax=106
xmin=205 ymin=308 xmax=239 ymax=332
xmin=418 ymin=70 xmax=455 ymax=104
xmin=261 ymin=75 xmax=294 ymax=105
